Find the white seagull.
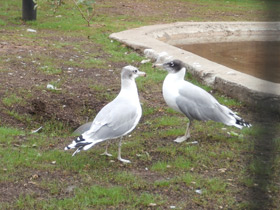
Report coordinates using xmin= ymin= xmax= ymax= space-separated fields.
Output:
xmin=65 ymin=66 xmax=146 ymax=163
xmin=160 ymin=59 xmax=251 ymax=143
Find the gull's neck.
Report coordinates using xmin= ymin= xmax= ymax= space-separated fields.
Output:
xmin=120 ymin=78 xmax=139 ymax=100
xmin=166 ymin=67 xmax=186 ymax=81
xmin=162 ymin=67 xmax=186 ymax=113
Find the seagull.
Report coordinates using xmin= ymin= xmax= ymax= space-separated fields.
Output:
xmin=159 ymin=59 xmax=251 ymax=143
xmin=65 ymin=66 xmax=146 ymax=163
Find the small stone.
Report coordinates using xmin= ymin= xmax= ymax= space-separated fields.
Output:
xmin=187 ymin=141 xmax=198 ymax=145
xmin=218 ymin=168 xmax=227 ymax=173
xmin=47 ymin=84 xmax=61 ymax=91
xmin=195 ymin=189 xmax=202 ymax=194
xmin=140 ymin=59 xmax=151 ymax=64
xmin=47 ymin=84 xmax=55 ymax=89
xmin=148 ymin=203 xmax=157 ymax=207
xmin=27 ymin=28 xmax=37 ymax=33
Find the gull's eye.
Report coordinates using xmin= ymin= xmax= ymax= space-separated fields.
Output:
xmin=169 ymin=62 xmax=174 ymax=67
xmin=133 ymin=69 xmax=138 ymax=73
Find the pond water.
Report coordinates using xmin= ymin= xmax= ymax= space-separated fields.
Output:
xmin=176 ymin=41 xmax=280 ymax=83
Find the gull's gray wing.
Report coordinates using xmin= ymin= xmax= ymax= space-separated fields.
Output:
xmin=73 ymin=122 xmax=92 ymax=135
xmin=83 ymin=96 xmax=141 ymax=141
xmin=176 ymin=81 xmax=234 ymax=123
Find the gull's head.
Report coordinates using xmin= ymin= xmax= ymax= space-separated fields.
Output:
xmin=121 ymin=65 xmax=146 ymax=80
xmin=162 ymin=60 xmax=185 ymax=74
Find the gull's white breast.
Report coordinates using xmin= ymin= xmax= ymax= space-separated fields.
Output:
xmin=162 ymin=74 xmax=182 ymax=113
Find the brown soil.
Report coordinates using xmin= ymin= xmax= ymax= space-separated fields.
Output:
xmin=0 ymin=32 xmax=121 ymax=129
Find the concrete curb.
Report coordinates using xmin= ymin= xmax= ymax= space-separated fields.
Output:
xmin=110 ymin=22 xmax=280 ymax=112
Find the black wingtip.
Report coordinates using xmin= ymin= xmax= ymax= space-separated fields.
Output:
xmin=236 ymin=118 xmax=252 ymax=128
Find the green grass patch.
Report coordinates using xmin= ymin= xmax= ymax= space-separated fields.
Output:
xmin=0 ymin=127 xmax=25 ymax=142
xmin=83 ymin=57 xmax=107 ymax=68
xmin=152 ymin=115 xmax=185 ymax=128
xmin=39 ymin=65 xmax=62 ymax=75
xmin=5 ymin=185 xmax=163 ymax=209
xmin=154 ymin=179 xmax=172 ymax=188
xmin=113 ymin=171 xmax=148 ymax=189
xmin=0 ymin=18 xmax=6 ymax=26
xmin=5 ymin=110 xmax=33 ymax=125
xmin=2 ymin=93 xmax=25 ymax=107
xmin=151 ymin=156 xmax=192 ymax=172
xmin=157 ymin=127 xmax=185 ymax=139
xmin=142 ymin=105 xmax=159 ymax=116
xmin=89 ymin=83 xmax=106 ymax=92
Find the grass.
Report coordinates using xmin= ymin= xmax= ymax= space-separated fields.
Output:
xmin=7 ymin=185 xmax=161 ymax=210
xmin=113 ymin=171 xmax=148 ymax=189
xmin=83 ymin=57 xmax=107 ymax=68
xmin=39 ymin=65 xmax=62 ymax=75
xmin=0 ymin=0 xmax=280 ymax=209
xmin=5 ymin=110 xmax=33 ymax=126
xmin=2 ymin=93 xmax=25 ymax=107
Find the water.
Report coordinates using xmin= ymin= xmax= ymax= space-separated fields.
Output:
xmin=176 ymin=41 xmax=280 ymax=83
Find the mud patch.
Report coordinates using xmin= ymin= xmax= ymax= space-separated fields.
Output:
xmin=0 ymin=169 xmax=80 ymax=203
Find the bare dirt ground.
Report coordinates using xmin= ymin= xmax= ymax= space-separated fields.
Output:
xmin=0 ymin=32 xmax=118 ymax=128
